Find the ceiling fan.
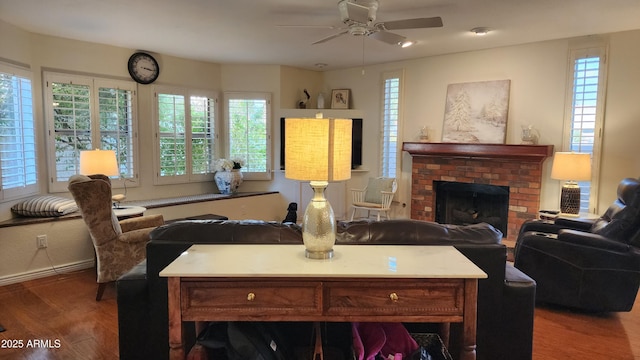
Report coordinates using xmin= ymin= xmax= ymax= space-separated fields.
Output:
xmin=302 ymin=0 xmax=443 ymax=46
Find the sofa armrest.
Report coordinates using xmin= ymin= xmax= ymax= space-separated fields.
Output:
xmin=500 ymin=264 xmax=536 ymax=360
xmin=117 ymin=260 xmax=151 ymax=360
xmin=554 ymin=216 xmax=595 ymax=231
xmin=120 ymin=214 xmax=164 ymax=232
xmin=558 ymin=229 xmax=631 ymax=252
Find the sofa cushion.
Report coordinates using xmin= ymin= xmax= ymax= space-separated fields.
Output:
xmin=336 ymin=220 xmax=503 ymax=245
xmin=149 ymin=219 xmax=303 ymax=244
xmin=364 ymin=177 xmax=395 ymax=204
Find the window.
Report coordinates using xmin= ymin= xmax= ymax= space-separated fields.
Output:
xmin=44 ymin=72 xmax=138 ymax=192
xmin=564 ymin=46 xmax=607 ymax=213
xmin=381 ymin=70 xmax=404 ymax=178
xmin=0 ymin=63 xmax=37 ymax=200
xmin=223 ymin=92 xmax=271 ymax=180
xmin=153 ymin=86 xmax=216 ymax=185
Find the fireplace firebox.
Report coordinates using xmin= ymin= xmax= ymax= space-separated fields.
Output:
xmin=434 ymin=181 xmax=509 ymax=237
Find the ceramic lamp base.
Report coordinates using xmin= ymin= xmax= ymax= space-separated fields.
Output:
xmin=560 ymin=182 xmax=581 ymax=215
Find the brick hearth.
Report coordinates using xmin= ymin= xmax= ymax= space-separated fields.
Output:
xmin=402 ymin=143 xmax=554 ymax=241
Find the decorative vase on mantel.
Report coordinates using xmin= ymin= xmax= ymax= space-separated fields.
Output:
xmin=214 ymin=169 xmax=243 ymax=195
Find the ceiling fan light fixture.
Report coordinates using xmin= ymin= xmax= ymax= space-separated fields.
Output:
xmin=314 ymin=63 xmax=328 ymax=69
xmin=400 ymin=40 xmax=415 ymax=48
xmin=471 ymin=27 xmax=490 ymax=36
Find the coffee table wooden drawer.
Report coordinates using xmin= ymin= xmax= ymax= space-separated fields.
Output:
xmin=324 ymin=280 xmax=465 ymax=317
xmin=180 ymin=280 xmax=322 ymax=318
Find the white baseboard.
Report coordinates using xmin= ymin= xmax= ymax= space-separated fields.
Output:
xmin=0 ymin=259 xmax=95 ymax=287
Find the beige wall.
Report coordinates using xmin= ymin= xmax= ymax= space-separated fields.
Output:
xmin=323 ymin=31 xmax=640 ymax=218
xmin=1 ymin=18 xmax=640 ymax=283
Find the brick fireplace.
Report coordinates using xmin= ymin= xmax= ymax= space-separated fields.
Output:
xmin=402 ymin=143 xmax=554 ymax=241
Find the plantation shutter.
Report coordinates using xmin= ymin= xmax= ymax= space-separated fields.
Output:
xmin=0 ymin=65 xmax=38 ymax=199
xmin=381 ymin=72 xmax=402 ymax=178
xmin=565 ymin=46 xmax=607 ymax=213
xmin=97 ymin=82 xmax=136 ymax=179
xmin=47 ymin=75 xmax=93 ymax=184
xmin=224 ymin=92 xmax=271 ymax=180
xmin=190 ymin=95 xmax=215 ymax=175
xmin=156 ymin=91 xmax=188 ymax=179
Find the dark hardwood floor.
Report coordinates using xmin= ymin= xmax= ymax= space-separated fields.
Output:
xmin=1 ymin=268 xmax=639 ymax=359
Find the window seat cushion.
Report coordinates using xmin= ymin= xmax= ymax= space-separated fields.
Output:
xmin=11 ymin=195 xmax=78 ymax=217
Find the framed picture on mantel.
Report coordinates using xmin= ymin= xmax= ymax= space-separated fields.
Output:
xmin=331 ymin=89 xmax=350 ymax=109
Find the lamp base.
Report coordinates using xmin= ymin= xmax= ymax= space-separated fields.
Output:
xmin=560 ymin=181 xmax=581 ymax=215
xmin=302 ymin=181 xmax=336 ymax=260
xmin=305 ymin=248 xmax=334 ymax=260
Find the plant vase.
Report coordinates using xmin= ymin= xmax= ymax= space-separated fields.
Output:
xmin=214 ymin=169 xmax=243 ymax=195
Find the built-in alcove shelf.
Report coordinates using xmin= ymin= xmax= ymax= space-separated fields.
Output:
xmin=279 ymin=109 xmax=364 ymax=119
xmin=402 ymin=142 xmax=554 ymax=162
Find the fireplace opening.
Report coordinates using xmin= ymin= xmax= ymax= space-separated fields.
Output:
xmin=434 ymin=181 xmax=509 ymax=237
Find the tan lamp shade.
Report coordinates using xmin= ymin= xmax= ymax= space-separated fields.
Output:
xmin=79 ymin=149 xmax=119 ymax=176
xmin=284 ymin=118 xmax=352 ymax=182
xmin=550 ymin=152 xmax=592 ymax=181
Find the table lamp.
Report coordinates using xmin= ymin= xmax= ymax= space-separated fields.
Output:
xmin=550 ymin=151 xmax=592 ymax=216
xmin=285 ymin=116 xmax=352 ymax=259
xmin=79 ymin=149 xmax=124 ymax=207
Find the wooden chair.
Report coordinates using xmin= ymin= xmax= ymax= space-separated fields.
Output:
xmin=350 ymin=177 xmax=397 ymax=221
xmin=68 ymin=174 xmax=164 ymax=300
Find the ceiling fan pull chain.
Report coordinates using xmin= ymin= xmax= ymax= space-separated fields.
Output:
xmin=362 ymin=36 xmax=366 ymax=75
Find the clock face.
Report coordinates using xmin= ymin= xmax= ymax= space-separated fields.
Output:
xmin=127 ymin=52 xmax=159 ymax=84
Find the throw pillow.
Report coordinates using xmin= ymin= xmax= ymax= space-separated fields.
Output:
xmin=11 ymin=196 xmax=78 ymax=217
xmin=364 ymin=178 xmax=395 ymax=204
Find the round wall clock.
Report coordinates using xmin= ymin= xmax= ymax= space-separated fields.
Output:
xmin=127 ymin=52 xmax=160 ymax=84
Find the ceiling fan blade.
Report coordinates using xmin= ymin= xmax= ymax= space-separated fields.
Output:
xmin=380 ymin=17 xmax=443 ymax=30
xmin=369 ymin=30 xmax=407 ymax=46
xmin=312 ymin=30 xmax=349 ymax=45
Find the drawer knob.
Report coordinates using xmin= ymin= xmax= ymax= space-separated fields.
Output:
xmin=389 ymin=292 xmax=399 ymax=302
xmin=247 ymin=292 xmax=256 ymax=301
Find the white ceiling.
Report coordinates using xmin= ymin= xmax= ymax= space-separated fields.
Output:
xmin=2 ymin=0 xmax=640 ymax=71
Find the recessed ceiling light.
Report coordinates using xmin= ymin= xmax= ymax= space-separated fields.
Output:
xmin=471 ymin=27 xmax=490 ymax=36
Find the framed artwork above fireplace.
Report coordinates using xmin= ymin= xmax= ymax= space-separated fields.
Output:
xmin=442 ymin=80 xmax=510 ymax=144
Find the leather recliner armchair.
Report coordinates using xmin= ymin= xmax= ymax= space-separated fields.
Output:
xmin=514 ymin=177 xmax=640 ymax=312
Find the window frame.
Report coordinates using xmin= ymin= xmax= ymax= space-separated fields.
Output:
xmin=152 ymin=85 xmax=217 ymax=185
xmin=44 ymin=71 xmax=139 ymax=193
xmin=222 ymin=91 xmax=272 ymax=181
xmin=562 ymin=45 xmax=608 ymax=213
xmin=0 ymin=62 xmax=38 ymax=201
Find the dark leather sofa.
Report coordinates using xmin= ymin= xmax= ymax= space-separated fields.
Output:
xmin=514 ymin=177 xmax=640 ymax=312
xmin=117 ymin=219 xmax=536 ymax=360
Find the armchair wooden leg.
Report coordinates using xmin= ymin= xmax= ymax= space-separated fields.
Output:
xmin=96 ymin=283 xmax=107 ymax=301
xmin=350 ymin=208 xmax=356 ymax=221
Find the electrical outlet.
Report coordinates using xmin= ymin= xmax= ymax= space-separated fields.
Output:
xmin=36 ymin=235 xmax=48 ymax=249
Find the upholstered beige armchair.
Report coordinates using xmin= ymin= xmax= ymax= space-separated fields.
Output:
xmin=68 ymin=174 xmax=164 ymax=301
xmin=350 ymin=177 xmax=397 ymax=221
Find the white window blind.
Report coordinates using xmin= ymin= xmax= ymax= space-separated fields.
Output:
xmin=0 ymin=63 xmax=38 ymax=200
xmin=224 ymin=92 xmax=271 ymax=180
xmin=154 ymin=86 xmax=216 ymax=184
xmin=565 ymin=47 xmax=607 ymax=213
xmin=381 ymin=71 xmax=403 ymax=178
xmin=45 ymin=73 xmax=138 ymax=192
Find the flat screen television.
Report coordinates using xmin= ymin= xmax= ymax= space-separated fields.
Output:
xmin=280 ymin=117 xmax=363 ymax=170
